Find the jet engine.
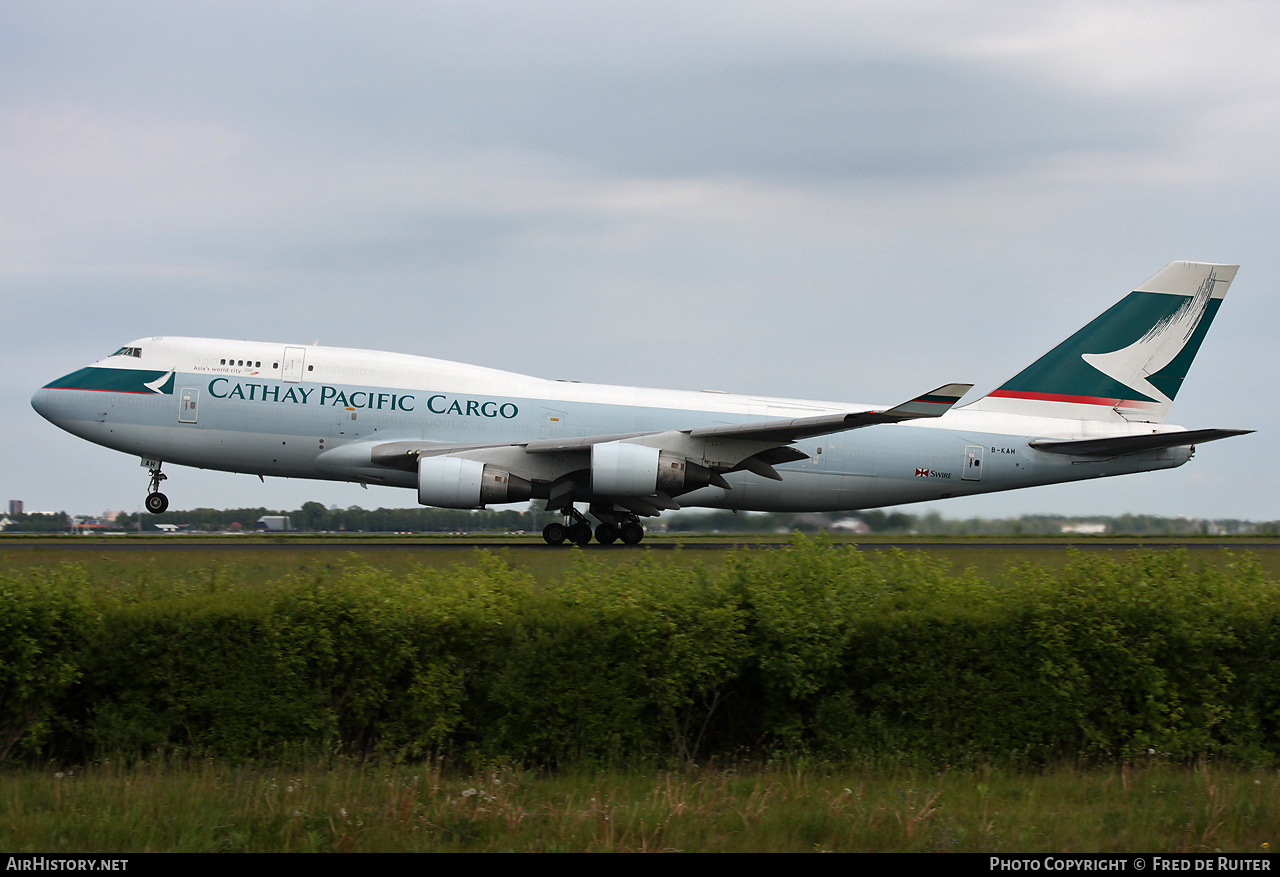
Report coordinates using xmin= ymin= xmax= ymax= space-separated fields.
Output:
xmin=590 ymin=440 xmax=717 ymax=496
xmin=417 ymin=456 xmax=532 ymax=508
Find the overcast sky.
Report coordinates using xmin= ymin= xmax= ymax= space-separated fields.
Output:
xmin=4 ymin=1 xmax=1277 ymax=521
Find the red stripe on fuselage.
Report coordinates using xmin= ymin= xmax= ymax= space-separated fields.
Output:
xmin=987 ymin=389 xmax=1153 ymax=407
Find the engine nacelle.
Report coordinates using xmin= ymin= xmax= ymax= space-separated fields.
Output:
xmin=592 ymin=441 xmax=659 ymax=496
xmin=417 ymin=456 xmax=532 ymax=508
xmin=591 ymin=441 xmax=717 ymax=496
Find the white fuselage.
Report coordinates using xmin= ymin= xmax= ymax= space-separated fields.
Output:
xmin=32 ymin=336 xmax=1193 ymax=514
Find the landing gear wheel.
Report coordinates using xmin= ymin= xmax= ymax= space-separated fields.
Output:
xmin=542 ymin=522 xmax=567 ymax=545
xmin=569 ymin=522 xmax=593 ymax=546
xmin=620 ymin=521 xmax=644 ymax=545
xmin=144 ymin=461 xmax=168 ymax=514
xmin=595 ymin=523 xmax=619 ymax=545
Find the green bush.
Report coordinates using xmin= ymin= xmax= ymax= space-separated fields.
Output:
xmin=5 ymin=540 xmax=1280 ymax=767
xmin=79 ymin=553 xmax=532 ymax=759
xmin=0 ymin=565 xmax=100 ymax=760
xmin=476 ymin=552 xmax=748 ymax=764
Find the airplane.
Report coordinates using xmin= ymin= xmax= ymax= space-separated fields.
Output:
xmin=31 ymin=261 xmax=1252 ymax=545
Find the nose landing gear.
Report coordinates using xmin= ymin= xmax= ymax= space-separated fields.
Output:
xmin=143 ymin=460 xmax=169 ymax=514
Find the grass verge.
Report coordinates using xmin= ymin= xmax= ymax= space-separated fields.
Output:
xmin=3 ymin=758 xmax=1276 ymax=853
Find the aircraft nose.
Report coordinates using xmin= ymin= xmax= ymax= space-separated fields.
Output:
xmin=31 ymin=383 xmax=69 ymax=425
xmin=31 ymin=386 xmax=53 ymax=421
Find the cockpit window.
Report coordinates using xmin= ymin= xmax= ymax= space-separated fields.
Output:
xmin=111 ymin=347 xmax=142 ymax=358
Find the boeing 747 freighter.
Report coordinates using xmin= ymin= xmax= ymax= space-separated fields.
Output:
xmin=32 ymin=261 xmax=1251 ymax=544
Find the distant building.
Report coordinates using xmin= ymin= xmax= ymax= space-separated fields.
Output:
xmin=1060 ymin=522 xmax=1108 ymax=535
xmin=8 ymin=500 xmax=22 ymax=515
xmin=71 ymin=516 xmax=112 ymax=535
xmin=255 ymin=515 xmax=295 ymax=532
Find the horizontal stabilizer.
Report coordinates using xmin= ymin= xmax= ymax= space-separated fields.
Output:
xmin=685 ymin=383 xmax=972 ymax=443
xmin=1029 ymin=428 xmax=1253 ymax=457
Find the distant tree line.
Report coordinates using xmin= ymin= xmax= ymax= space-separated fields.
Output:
xmin=4 ymin=505 xmax=1277 ymax=536
xmin=0 ymin=513 xmax=72 ymax=533
xmin=110 ymin=502 xmax=563 ymax=533
xmin=669 ymin=510 xmax=1278 ymax=536
xmin=901 ymin=513 xmax=1280 ymax=537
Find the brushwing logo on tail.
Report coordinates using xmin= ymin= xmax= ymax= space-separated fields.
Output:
xmin=1081 ymin=269 xmax=1223 ymax=406
xmin=978 ymin=262 xmax=1236 ymax=422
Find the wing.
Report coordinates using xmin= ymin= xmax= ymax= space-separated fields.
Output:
xmin=352 ymin=383 xmax=971 ymax=512
xmin=682 ymin=383 xmax=973 ymax=442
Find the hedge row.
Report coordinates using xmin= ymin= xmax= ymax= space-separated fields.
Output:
xmin=4 ymin=540 xmax=1280 ymax=765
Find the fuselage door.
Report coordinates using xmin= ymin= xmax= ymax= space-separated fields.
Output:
xmin=282 ymin=347 xmax=306 ymax=383
xmin=179 ymin=388 xmax=199 ymax=424
xmin=539 ymin=408 xmax=568 ymax=439
xmin=962 ymin=445 xmax=983 ymax=481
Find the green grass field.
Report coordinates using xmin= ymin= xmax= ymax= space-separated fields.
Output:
xmin=6 ymin=532 xmax=1280 ymax=585
xmin=3 ymin=757 xmax=1276 ymax=852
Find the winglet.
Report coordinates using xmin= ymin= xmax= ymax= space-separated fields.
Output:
xmin=882 ymin=383 xmax=973 ymax=419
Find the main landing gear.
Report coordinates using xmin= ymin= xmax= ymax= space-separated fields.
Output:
xmin=144 ymin=461 xmax=169 ymax=514
xmin=541 ymin=506 xmax=646 ymax=546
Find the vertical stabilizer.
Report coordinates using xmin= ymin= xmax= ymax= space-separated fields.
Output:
xmin=965 ymin=261 xmax=1237 ymax=423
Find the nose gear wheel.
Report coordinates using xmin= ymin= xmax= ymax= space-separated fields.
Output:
xmin=144 ymin=462 xmax=169 ymax=515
